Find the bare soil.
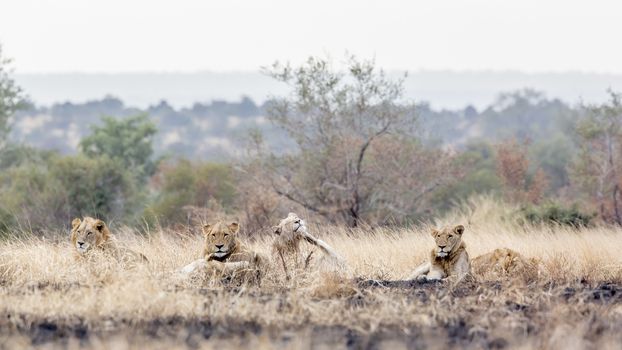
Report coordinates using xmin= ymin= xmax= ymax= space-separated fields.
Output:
xmin=2 ymin=280 xmax=620 ymax=349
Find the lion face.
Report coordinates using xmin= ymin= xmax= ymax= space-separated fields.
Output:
xmin=272 ymin=212 xmax=304 ymax=235
xmin=431 ymin=225 xmax=464 ymax=258
xmin=70 ymin=217 xmax=110 ymax=254
xmin=203 ymin=221 xmax=240 ymax=258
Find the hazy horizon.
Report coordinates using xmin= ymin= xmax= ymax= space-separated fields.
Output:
xmin=14 ymin=70 xmax=622 ymax=110
xmin=5 ymin=0 xmax=622 ymax=109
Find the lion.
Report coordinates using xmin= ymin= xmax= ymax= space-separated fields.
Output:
xmin=71 ymin=217 xmax=113 ymax=255
xmin=70 ymin=217 xmax=147 ymax=262
xmin=272 ymin=212 xmax=345 ymax=279
xmin=408 ymin=224 xmax=470 ymax=281
xmin=471 ymin=248 xmax=540 ymax=281
xmin=179 ymin=221 xmax=266 ymax=280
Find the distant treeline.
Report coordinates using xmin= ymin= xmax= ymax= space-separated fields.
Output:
xmin=1 ymin=53 xmax=621 ymax=232
xmin=12 ymin=88 xmax=573 ymax=162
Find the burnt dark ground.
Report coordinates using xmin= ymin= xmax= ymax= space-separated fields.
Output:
xmin=1 ymin=281 xmax=621 ymax=349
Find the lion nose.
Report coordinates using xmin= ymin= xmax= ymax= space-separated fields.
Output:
xmin=215 ymin=244 xmax=224 ymax=249
xmin=438 ymin=245 xmax=446 ymax=249
xmin=77 ymin=241 xmax=85 ymax=247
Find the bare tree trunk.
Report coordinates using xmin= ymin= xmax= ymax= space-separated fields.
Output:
xmin=347 ymin=124 xmax=390 ymax=228
xmin=613 ymin=184 xmax=622 ymax=225
xmin=349 ymin=202 xmax=359 ymax=227
xmin=605 ymin=130 xmax=622 ymax=225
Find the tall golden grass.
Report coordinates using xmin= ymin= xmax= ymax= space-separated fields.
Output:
xmin=1 ymin=197 xmax=621 ymax=349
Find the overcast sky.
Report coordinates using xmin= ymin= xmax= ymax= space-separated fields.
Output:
xmin=1 ymin=0 xmax=622 ymax=74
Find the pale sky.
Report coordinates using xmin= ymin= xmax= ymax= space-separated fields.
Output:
xmin=1 ymin=0 xmax=622 ymax=74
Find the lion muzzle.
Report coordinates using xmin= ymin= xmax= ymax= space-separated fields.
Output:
xmin=437 ymin=246 xmax=449 ymax=257
xmin=76 ymin=241 xmax=89 ymax=253
xmin=293 ymin=220 xmax=304 ymax=233
xmin=213 ymin=247 xmax=229 ymax=258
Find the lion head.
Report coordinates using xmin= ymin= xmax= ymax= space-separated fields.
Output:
xmin=203 ymin=221 xmax=240 ymax=259
xmin=271 ymin=212 xmax=306 ymax=257
xmin=273 ymin=212 xmax=305 ymax=235
xmin=70 ymin=217 xmax=111 ymax=255
xmin=431 ymin=225 xmax=465 ymax=258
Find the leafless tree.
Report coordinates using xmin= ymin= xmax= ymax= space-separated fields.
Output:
xmin=255 ymin=55 xmax=452 ymax=226
xmin=571 ymin=90 xmax=622 ymax=225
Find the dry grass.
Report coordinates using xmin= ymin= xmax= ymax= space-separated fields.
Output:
xmin=1 ymin=201 xmax=622 ymax=349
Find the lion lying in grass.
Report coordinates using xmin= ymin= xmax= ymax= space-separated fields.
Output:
xmin=409 ymin=224 xmax=470 ymax=282
xmin=180 ymin=221 xmax=266 ymax=280
xmin=472 ymin=247 xmax=540 ymax=281
xmin=405 ymin=222 xmax=539 ymax=283
xmin=272 ymin=212 xmax=345 ymax=279
xmin=70 ymin=217 xmax=147 ymax=263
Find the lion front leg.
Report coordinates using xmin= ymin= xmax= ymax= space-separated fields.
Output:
xmin=450 ymin=252 xmax=470 ymax=282
xmin=408 ymin=261 xmax=431 ymax=280
xmin=179 ymin=259 xmax=207 ymax=275
xmin=206 ymin=260 xmax=251 ymax=276
xmin=277 ymin=250 xmax=290 ymax=281
xmin=425 ymin=266 xmax=445 ymax=281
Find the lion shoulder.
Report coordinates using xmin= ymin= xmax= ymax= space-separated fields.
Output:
xmin=472 ymin=248 xmax=539 ymax=279
xmin=227 ymin=242 xmax=267 ymax=267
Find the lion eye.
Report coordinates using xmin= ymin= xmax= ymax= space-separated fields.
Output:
xmin=224 ymin=234 xmax=229 ymax=237
xmin=87 ymin=232 xmax=92 ymax=236
xmin=212 ymin=234 xmax=216 ymax=237
xmin=448 ymin=235 xmax=453 ymax=238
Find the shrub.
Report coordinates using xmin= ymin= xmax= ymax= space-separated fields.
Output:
xmin=0 ymin=162 xmax=62 ymax=232
xmin=146 ymin=159 xmax=236 ymax=226
xmin=50 ymin=155 xmax=142 ymax=222
xmin=521 ymin=202 xmax=594 ymax=228
xmin=496 ymin=138 xmax=548 ymax=205
xmin=79 ymin=114 xmax=158 ymax=182
xmin=0 ymin=154 xmax=141 ymax=232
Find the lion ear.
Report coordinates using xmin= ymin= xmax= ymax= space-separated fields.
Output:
xmin=272 ymin=226 xmax=281 ymax=235
xmin=71 ymin=218 xmax=81 ymax=230
xmin=202 ymin=224 xmax=212 ymax=237
xmin=228 ymin=222 xmax=240 ymax=234
xmin=454 ymin=225 xmax=465 ymax=235
xmin=95 ymin=220 xmax=106 ymax=232
xmin=429 ymin=228 xmax=439 ymax=237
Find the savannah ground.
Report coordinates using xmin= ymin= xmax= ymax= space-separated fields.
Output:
xmin=1 ymin=201 xmax=622 ymax=350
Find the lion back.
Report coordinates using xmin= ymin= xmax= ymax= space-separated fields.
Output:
xmin=472 ymin=248 xmax=539 ymax=281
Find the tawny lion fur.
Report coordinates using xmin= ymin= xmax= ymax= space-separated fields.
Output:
xmin=409 ymin=224 xmax=470 ymax=281
xmin=70 ymin=217 xmax=147 ymax=262
xmin=272 ymin=212 xmax=345 ymax=279
xmin=472 ymin=247 xmax=540 ymax=281
xmin=180 ymin=221 xmax=266 ymax=280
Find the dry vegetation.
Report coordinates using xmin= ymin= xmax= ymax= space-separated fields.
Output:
xmin=1 ymin=199 xmax=622 ymax=349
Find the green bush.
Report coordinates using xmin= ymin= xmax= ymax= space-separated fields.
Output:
xmin=79 ymin=114 xmax=158 ymax=182
xmin=521 ymin=202 xmax=594 ymax=228
xmin=145 ymin=159 xmax=236 ymax=225
xmin=429 ymin=142 xmax=502 ymax=214
xmin=0 ymin=154 xmax=142 ymax=232
xmin=0 ymin=162 xmax=62 ymax=232
xmin=50 ymin=155 xmax=142 ymax=222
xmin=0 ymin=112 xmax=157 ymax=234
